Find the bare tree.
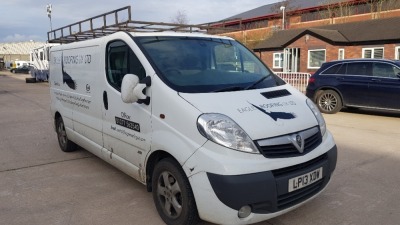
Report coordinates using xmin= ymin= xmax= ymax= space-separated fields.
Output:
xmin=367 ymin=0 xmax=400 ymax=18
xmin=318 ymin=0 xmax=356 ymax=20
xmin=171 ymin=10 xmax=189 ymax=24
xmin=319 ymin=0 xmax=400 ymax=20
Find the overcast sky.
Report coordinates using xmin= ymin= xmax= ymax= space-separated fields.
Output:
xmin=0 ymin=0 xmax=281 ymax=43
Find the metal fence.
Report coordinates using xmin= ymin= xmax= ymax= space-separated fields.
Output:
xmin=274 ymin=72 xmax=311 ymax=93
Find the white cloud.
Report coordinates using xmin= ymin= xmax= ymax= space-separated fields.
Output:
xmin=2 ymin=34 xmax=43 ymax=43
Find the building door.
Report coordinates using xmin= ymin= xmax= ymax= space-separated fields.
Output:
xmin=283 ymin=48 xmax=300 ymax=72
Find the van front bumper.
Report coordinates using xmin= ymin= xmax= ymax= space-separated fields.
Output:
xmin=207 ymin=145 xmax=336 ymax=214
xmin=184 ymin=130 xmax=337 ymax=224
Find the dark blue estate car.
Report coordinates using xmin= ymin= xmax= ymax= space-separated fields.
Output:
xmin=306 ymin=59 xmax=400 ymax=114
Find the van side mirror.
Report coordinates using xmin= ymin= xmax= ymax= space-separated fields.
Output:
xmin=121 ymin=74 xmax=151 ymax=105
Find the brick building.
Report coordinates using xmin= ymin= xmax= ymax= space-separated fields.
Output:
xmin=215 ymin=0 xmax=400 ymax=32
xmin=212 ymin=0 xmax=400 ymax=73
xmin=253 ymin=17 xmax=400 ymax=73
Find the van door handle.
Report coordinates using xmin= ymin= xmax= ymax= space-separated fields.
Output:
xmin=103 ymin=91 xmax=108 ymax=110
xmin=371 ymin=78 xmax=381 ymax=82
xmin=336 ymin=77 xmax=344 ymax=80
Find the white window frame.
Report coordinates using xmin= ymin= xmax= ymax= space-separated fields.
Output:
xmin=338 ymin=48 xmax=345 ymax=60
xmin=362 ymin=47 xmax=384 ymax=59
xmin=273 ymin=52 xmax=283 ymax=69
xmin=308 ymin=49 xmax=326 ymax=69
xmin=395 ymin=46 xmax=400 ymax=60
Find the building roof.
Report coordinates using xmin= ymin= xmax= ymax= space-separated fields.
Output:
xmin=0 ymin=42 xmax=46 ymax=55
xmin=222 ymin=0 xmax=347 ymax=22
xmin=254 ymin=16 xmax=400 ymax=50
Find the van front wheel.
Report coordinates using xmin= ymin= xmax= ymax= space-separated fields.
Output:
xmin=56 ymin=117 xmax=77 ymax=152
xmin=152 ymin=158 xmax=199 ymax=225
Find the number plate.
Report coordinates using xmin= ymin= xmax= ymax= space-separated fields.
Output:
xmin=288 ymin=167 xmax=323 ymax=192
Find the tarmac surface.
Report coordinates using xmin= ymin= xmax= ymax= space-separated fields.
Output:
xmin=1 ymin=70 xmax=400 ymax=225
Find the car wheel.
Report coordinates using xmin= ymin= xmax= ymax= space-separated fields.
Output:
xmin=152 ymin=158 xmax=199 ymax=225
xmin=56 ymin=117 xmax=77 ymax=152
xmin=316 ymin=90 xmax=342 ymax=114
xmin=11 ymin=70 xmax=15 ymax=73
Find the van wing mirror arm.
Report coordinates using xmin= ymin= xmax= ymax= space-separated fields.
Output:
xmin=137 ymin=97 xmax=150 ymax=105
xmin=141 ymin=76 xmax=152 ymax=87
xmin=136 ymin=76 xmax=151 ymax=105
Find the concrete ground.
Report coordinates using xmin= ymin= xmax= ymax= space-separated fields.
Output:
xmin=0 ymin=70 xmax=399 ymax=225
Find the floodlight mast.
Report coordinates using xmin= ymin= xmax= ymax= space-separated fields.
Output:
xmin=47 ymin=4 xmax=53 ymax=38
xmin=280 ymin=6 xmax=285 ymax=30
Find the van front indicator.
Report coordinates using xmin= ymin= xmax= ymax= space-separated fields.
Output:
xmin=197 ymin=113 xmax=259 ymax=154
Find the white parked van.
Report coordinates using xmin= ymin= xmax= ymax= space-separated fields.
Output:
xmin=49 ymin=31 xmax=337 ymax=225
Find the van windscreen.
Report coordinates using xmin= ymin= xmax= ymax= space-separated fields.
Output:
xmin=135 ymin=36 xmax=283 ymax=93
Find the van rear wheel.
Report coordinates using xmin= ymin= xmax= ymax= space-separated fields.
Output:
xmin=56 ymin=117 xmax=77 ymax=152
xmin=316 ymin=90 xmax=342 ymax=114
xmin=152 ymin=158 xmax=199 ymax=225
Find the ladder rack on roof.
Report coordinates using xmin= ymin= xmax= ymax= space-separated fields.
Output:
xmin=47 ymin=6 xmax=237 ymax=44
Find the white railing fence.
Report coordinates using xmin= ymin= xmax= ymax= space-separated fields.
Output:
xmin=274 ymin=72 xmax=311 ymax=93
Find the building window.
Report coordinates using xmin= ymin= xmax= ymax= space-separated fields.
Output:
xmin=308 ymin=49 xmax=326 ymax=69
xmin=395 ymin=47 xmax=400 ymax=60
xmin=273 ymin=52 xmax=283 ymax=68
xmin=362 ymin=47 xmax=384 ymax=59
xmin=338 ymin=48 xmax=345 ymax=60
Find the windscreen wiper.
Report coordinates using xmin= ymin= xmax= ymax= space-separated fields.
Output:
xmin=211 ymin=86 xmax=244 ymax=93
xmin=245 ymin=75 xmax=271 ymax=90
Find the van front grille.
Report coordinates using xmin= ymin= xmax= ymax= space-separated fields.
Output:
xmin=257 ymin=127 xmax=322 ymax=158
xmin=272 ymin=153 xmax=327 ymax=177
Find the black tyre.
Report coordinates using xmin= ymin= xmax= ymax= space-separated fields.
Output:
xmin=316 ymin=90 xmax=342 ymax=114
xmin=152 ymin=158 xmax=199 ymax=225
xmin=11 ymin=70 xmax=15 ymax=73
xmin=25 ymin=77 xmax=36 ymax=83
xmin=56 ymin=117 xmax=77 ymax=152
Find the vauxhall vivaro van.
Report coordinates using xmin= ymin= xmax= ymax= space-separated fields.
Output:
xmin=50 ymin=31 xmax=337 ymax=225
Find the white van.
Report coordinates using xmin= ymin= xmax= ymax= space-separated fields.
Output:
xmin=49 ymin=31 xmax=337 ymax=225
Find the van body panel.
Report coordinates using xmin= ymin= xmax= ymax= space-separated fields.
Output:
xmin=101 ymin=33 xmax=155 ymax=175
xmin=50 ymin=42 xmax=104 ymax=156
xmin=180 ymin=85 xmax=317 ymax=140
xmin=149 ymin=75 xmax=208 ymax=165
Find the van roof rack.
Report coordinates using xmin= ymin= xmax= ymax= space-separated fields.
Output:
xmin=47 ymin=6 xmax=236 ymax=44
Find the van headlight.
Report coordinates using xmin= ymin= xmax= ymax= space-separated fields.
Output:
xmin=197 ymin=113 xmax=259 ymax=153
xmin=306 ymin=98 xmax=326 ymax=136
